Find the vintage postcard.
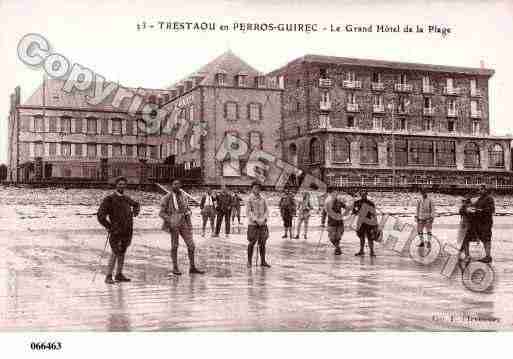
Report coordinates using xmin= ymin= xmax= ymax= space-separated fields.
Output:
xmin=1 ymin=0 xmax=513 ymax=356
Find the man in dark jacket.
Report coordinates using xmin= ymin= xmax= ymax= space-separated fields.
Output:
xmin=279 ymin=190 xmax=296 ymax=238
xmin=352 ymin=190 xmax=378 ymax=257
xmin=325 ymin=189 xmax=346 ymax=255
xmin=214 ymin=185 xmax=232 ymax=237
xmin=231 ymin=191 xmax=243 ymax=226
xmin=97 ymin=177 xmax=140 ymax=284
xmin=200 ymin=187 xmax=216 ymax=237
xmin=472 ymin=185 xmax=495 ymax=263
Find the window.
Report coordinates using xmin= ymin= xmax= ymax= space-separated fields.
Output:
xmin=34 ymin=142 xmax=44 ymax=157
xmin=347 ymin=92 xmax=356 ymax=104
xmin=49 ymin=142 xmax=57 ymax=156
xmin=137 ymin=144 xmax=146 ymax=158
xmin=400 ymin=73 xmax=407 ymax=84
xmin=320 ymin=68 xmax=327 ymax=79
xmin=61 ymin=142 xmax=71 ymax=157
xmin=436 ymin=140 xmax=456 ymax=167
xmin=373 ymin=117 xmax=383 ymax=130
xmin=409 ymin=140 xmax=434 ymax=166
xmin=296 ymin=101 xmax=301 ymax=112
xmin=20 ymin=117 xmax=30 ymax=131
xmin=225 ymin=102 xmax=238 ymax=120
xmin=394 ymin=140 xmax=408 ymax=166
xmin=255 ymin=76 xmax=266 ymax=88
xmin=100 ymin=144 xmax=108 ymax=157
xmin=471 ymin=100 xmax=479 ymax=114
xmin=447 ymin=99 xmax=456 ymax=111
xmin=248 ymin=103 xmax=262 ymax=121
xmin=446 ymin=78 xmax=454 ymax=89
xmin=35 ymin=116 xmax=44 ymax=132
xmin=249 ymin=131 xmax=262 ymax=149
xmin=423 ymin=119 xmax=434 ymax=131
xmin=87 ymin=118 xmax=97 ymax=134
xmin=422 ymin=76 xmax=430 ymax=87
xmin=113 ymin=143 xmax=122 ymax=157
xmin=360 ymin=138 xmax=378 ymax=164
xmin=296 ymin=79 xmax=301 ymax=87
xmin=447 ymin=120 xmax=455 ymax=132
xmin=470 ymin=79 xmax=477 ymax=93
xmin=216 ymin=73 xmax=226 ymax=86
xmin=74 ymin=118 xmax=83 ymax=133
xmin=472 ymin=120 xmax=480 ymax=134
xmin=137 ymin=119 xmax=147 ymax=136
xmin=126 ymin=144 xmax=133 ymax=157
xmin=236 ymin=75 xmax=246 ymax=87
xmin=87 ymin=143 xmax=97 ymax=157
xmin=397 ymin=118 xmax=407 ymax=131
xmin=75 ymin=143 xmax=83 ymax=156
xmin=289 ymin=143 xmax=298 ymax=165
xmin=373 ymin=95 xmax=383 ymax=106
xmin=112 ymin=119 xmax=122 ymax=135
xmin=347 ymin=116 xmax=355 ymax=128
xmin=346 ymin=71 xmax=356 ymax=82
xmin=464 ymin=142 xmax=480 ymax=168
xmin=100 ymin=119 xmax=109 ymax=135
xmin=372 ymin=72 xmax=381 ymax=83
xmin=309 ymin=138 xmax=322 ymax=164
xmin=489 ymin=144 xmax=504 ymax=168
xmin=424 ymin=97 xmax=431 ymax=109
xmin=61 ymin=117 xmax=71 ymax=133
xmin=126 ymin=120 xmax=134 ymax=136
xmin=332 ymin=137 xmax=350 ymax=163
xmin=150 ymin=145 xmax=158 ymax=159
xmin=49 ymin=117 xmax=58 ymax=132
xmin=321 ymin=91 xmax=330 ymax=103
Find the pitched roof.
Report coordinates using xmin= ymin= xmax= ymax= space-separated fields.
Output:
xmin=166 ymin=50 xmax=263 ymax=89
xmin=269 ymin=54 xmax=495 ymax=77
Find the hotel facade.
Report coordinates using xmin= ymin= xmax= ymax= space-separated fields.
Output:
xmin=6 ymin=52 xmax=513 ymax=188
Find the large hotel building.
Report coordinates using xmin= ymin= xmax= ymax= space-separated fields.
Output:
xmin=6 ymin=51 xmax=513 ymax=188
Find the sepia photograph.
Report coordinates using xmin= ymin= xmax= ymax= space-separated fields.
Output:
xmin=1 ymin=0 xmax=513 ymax=357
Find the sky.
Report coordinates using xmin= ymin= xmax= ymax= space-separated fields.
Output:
xmin=1 ymin=0 xmax=513 ymax=164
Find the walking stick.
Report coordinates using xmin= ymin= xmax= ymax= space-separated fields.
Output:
xmin=92 ymin=232 xmax=110 ymax=283
xmin=315 ymin=225 xmax=326 ymax=252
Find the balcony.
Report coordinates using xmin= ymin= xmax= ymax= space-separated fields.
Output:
xmin=423 ymin=107 xmax=435 ymax=116
xmin=447 ymin=108 xmax=457 ymax=117
xmin=443 ymin=87 xmax=462 ymax=96
xmin=471 ymin=89 xmax=483 ymax=98
xmin=471 ymin=110 xmax=482 ymax=118
xmin=320 ymin=101 xmax=331 ymax=111
xmin=373 ymin=104 xmax=385 ymax=113
xmin=422 ymin=85 xmax=435 ymax=94
xmin=316 ymin=116 xmax=331 ymax=129
xmin=371 ymin=82 xmax=384 ymax=91
xmin=394 ymin=83 xmax=413 ymax=92
xmin=346 ymin=103 xmax=359 ymax=112
xmin=319 ymin=78 xmax=332 ymax=88
xmin=343 ymin=80 xmax=362 ymax=89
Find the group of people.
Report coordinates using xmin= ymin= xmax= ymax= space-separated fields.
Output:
xmin=96 ymin=177 xmax=496 ymax=284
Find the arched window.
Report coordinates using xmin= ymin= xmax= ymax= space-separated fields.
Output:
xmin=309 ymin=138 xmax=322 ymax=164
xmin=489 ymin=144 xmax=504 ymax=168
xmin=436 ymin=140 xmax=456 ymax=167
xmin=360 ymin=138 xmax=378 ymax=164
xmin=332 ymin=137 xmax=350 ymax=163
xmin=464 ymin=142 xmax=480 ymax=168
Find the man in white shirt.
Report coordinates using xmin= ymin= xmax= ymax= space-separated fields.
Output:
xmin=200 ymin=187 xmax=216 ymax=237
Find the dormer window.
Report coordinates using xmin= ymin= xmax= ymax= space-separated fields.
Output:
xmin=236 ymin=74 xmax=247 ymax=87
xmin=216 ymin=73 xmax=226 ymax=86
xmin=255 ymin=76 xmax=266 ymax=88
xmin=320 ymin=68 xmax=328 ymax=79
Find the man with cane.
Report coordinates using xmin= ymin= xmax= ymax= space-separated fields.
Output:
xmin=97 ymin=177 xmax=140 ymax=284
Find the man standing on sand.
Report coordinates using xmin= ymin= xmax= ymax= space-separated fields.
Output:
xmin=214 ymin=185 xmax=232 ymax=238
xmin=200 ymin=187 xmax=216 ymax=237
xmin=471 ymin=185 xmax=495 ymax=263
xmin=246 ymin=181 xmax=271 ymax=268
xmin=159 ymin=180 xmax=205 ymax=276
xmin=97 ymin=177 xmax=140 ymax=284
xmin=325 ymin=189 xmax=346 ymax=255
xmin=352 ymin=190 xmax=378 ymax=257
xmin=415 ymin=188 xmax=436 ymax=248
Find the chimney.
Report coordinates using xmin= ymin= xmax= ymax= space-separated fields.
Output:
xmin=480 ymin=60 xmax=485 ymax=69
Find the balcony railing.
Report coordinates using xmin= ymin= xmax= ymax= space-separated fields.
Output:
xmin=447 ymin=108 xmax=457 ymax=117
xmin=320 ymin=101 xmax=331 ymax=111
xmin=343 ymin=80 xmax=362 ymax=89
xmin=471 ymin=89 xmax=483 ymax=97
xmin=319 ymin=78 xmax=332 ymax=88
xmin=373 ymin=104 xmax=385 ymax=113
xmin=471 ymin=110 xmax=482 ymax=118
xmin=422 ymin=85 xmax=435 ymax=94
xmin=371 ymin=82 xmax=384 ymax=91
xmin=346 ymin=103 xmax=359 ymax=112
xmin=394 ymin=83 xmax=413 ymax=92
xmin=317 ymin=116 xmax=330 ymax=129
xmin=443 ymin=87 xmax=462 ymax=95
xmin=423 ymin=107 xmax=435 ymax=116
